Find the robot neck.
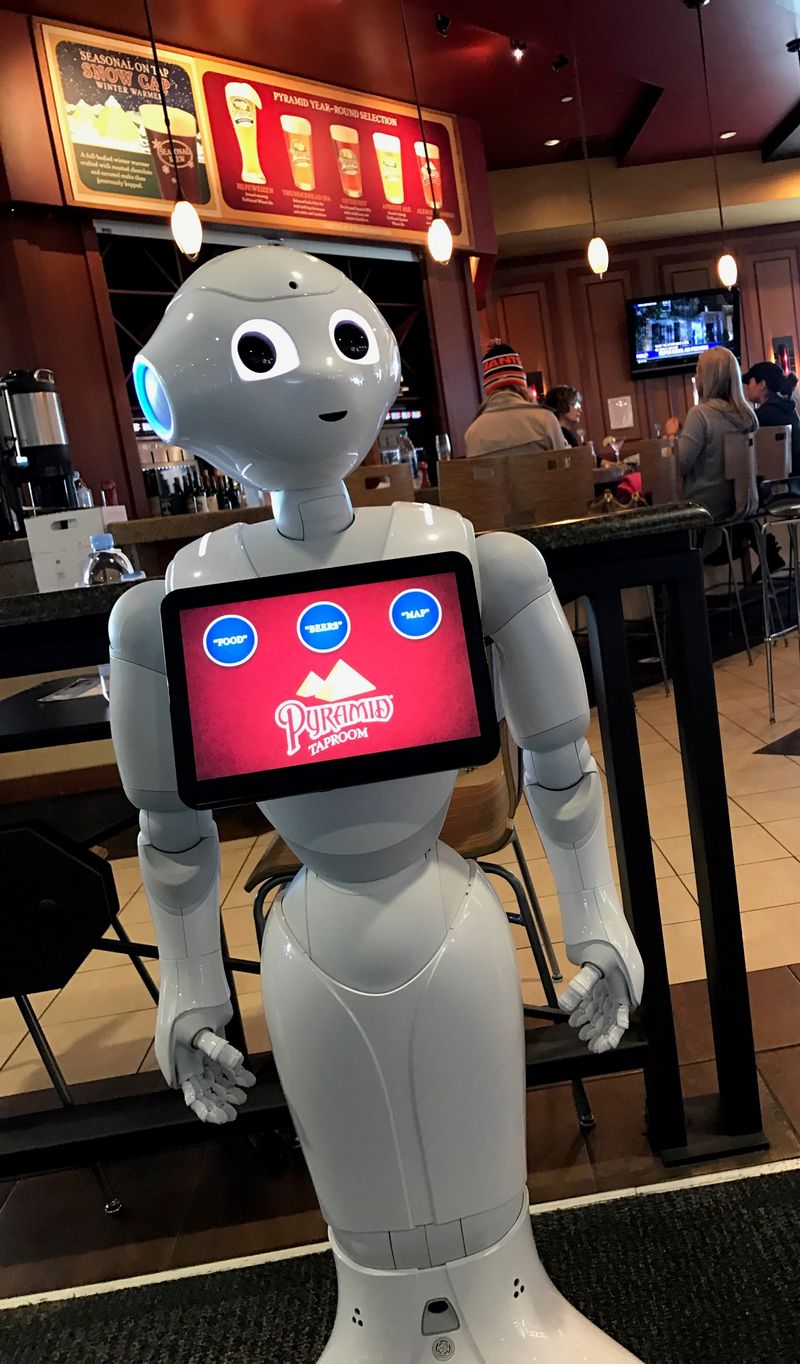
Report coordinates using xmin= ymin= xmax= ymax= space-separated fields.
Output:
xmin=270 ymin=481 xmax=354 ymax=541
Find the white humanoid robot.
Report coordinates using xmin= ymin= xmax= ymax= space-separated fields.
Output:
xmin=109 ymin=245 xmax=644 ymax=1363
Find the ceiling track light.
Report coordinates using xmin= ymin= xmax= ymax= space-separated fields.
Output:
xmin=510 ymin=38 xmax=527 ymax=61
xmin=142 ymin=0 xmax=202 ymax=261
xmin=567 ymin=0 xmax=608 ymax=277
xmin=400 ymin=0 xmax=453 ymax=264
xmin=434 ymin=12 xmax=451 ymax=36
xmin=692 ymin=0 xmax=737 ymax=287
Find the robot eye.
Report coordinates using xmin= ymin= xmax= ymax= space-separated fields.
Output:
xmin=237 ymin=334 xmax=276 ymax=373
xmin=231 ymin=319 xmax=300 ymax=382
xmin=329 ymin=309 xmax=379 ymax=365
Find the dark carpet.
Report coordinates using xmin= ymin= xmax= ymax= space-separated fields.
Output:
xmin=3 ymin=1169 xmax=800 ymax=1362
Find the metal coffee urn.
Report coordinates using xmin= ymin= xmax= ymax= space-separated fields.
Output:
xmin=0 ymin=369 xmax=78 ymax=526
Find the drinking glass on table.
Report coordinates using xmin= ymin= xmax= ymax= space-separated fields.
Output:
xmin=435 ymin=433 xmax=452 ymax=462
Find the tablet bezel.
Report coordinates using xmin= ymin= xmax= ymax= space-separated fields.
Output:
xmin=161 ymin=550 xmax=499 ymax=809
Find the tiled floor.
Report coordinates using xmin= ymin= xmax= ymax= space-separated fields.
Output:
xmin=4 ymin=640 xmax=800 ymax=1295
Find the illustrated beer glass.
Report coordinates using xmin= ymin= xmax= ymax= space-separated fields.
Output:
xmin=139 ymin=105 xmax=201 ymax=202
xmin=225 ymin=81 xmax=266 ymax=184
xmin=414 ymin=140 xmax=442 ymax=210
xmin=330 ymin=125 xmax=363 ymax=198
xmin=280 ymin=115 xmax=315 ymax=192
xmin=373 ymin=133 xmax=404 ymax=204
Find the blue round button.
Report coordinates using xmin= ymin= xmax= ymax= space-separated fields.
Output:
xmin=390 ymin=588 xmax=442 ymax=640
xmin=203 ymin=614 xmax=258 ymax=667
xmin=297 ymin=601 xmax=351 ymax=652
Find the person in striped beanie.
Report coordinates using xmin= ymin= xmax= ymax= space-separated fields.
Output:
xmin=465 ymin=339 xmax=566 ymax=458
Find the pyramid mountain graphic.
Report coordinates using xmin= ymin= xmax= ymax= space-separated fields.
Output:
xmin=296 ymin=659 xmax=376 ymax=702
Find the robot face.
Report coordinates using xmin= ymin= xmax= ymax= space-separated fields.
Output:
xmin=132 ymin=245 xmax=401 ymax=491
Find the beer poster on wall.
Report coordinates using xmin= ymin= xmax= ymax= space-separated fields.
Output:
xmin=198 ymin=62 xmax=464 ymax=240
xmin=36 ymin=25 xmax=218 ymax=214
xmin=35 ymin=22 xmax=470 ymax=250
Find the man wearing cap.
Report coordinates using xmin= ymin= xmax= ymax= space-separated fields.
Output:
xmin=742 ymin=361 xmax=800 ymax=474
xmin=465 ymin=341 xmax=567 ymax=459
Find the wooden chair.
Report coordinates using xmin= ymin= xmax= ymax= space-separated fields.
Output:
xmin=438 ymin=448 xmax=595 ymax=532
xmin=632 ymin=439 xmax=681 ymax=506
xmin=346 ymin=461 xmax=415 ymax=507
xmin=702 ymin=432 xmax=759 ymax=668
xmin=244 ymin=720 xmax=597 ymax=1131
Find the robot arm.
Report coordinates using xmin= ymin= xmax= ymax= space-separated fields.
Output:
xmin=477 ymin=533 xmax=644 ymax=1053
xmin=109 ymin=581 xmax=255 ymax=1121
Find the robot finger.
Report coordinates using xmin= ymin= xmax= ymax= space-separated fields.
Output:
xmin=219 ymin=1062 xmax=257 ymax=1088
xmin=193 ymin=1029 xmax=244 ymax=1071
xmin=558 ymin=964 xmax=602 ymax=1013
xmin=568 ymin=1003 xmax=592 ymax=1030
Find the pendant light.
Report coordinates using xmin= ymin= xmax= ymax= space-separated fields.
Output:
xmin=143 ymin=0 xmax=203 ymax=261
xmin=399 ymin=0 xmax=453 ymax=265
xmin=687 ymin=0 xmax=737 ymax=287
xmin=569 ymin=2 xmax=608 ymax=277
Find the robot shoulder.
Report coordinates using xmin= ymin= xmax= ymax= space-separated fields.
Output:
xmin=165 ymin=522 xmax=260 ymax=591
xmin=383 ymin=500 xmax=477 ymax=567
xmin=476 ymin=531 xmax=550 ymax=635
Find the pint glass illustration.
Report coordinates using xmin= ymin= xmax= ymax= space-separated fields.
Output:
xmin=372 ymin=133 xmax=404 ymax=204
xmin=225 ymin=81 xmax=266 ymax=184
xmin=281 ymin=115 xmax=315 ymax=192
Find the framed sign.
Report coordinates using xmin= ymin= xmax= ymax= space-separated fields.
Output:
xmin=35 ymin=21 xmax=471 ymax=251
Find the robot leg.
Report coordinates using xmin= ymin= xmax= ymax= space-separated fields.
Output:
xmin=262 ymin=842 xmax=639 ymax=1362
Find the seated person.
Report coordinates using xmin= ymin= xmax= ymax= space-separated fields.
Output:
xmin=539 ymin=385 xmax=583 ymax=448
xmin=742 ymin=361 xmax=800 ymax=474
xmin=664 ymin=347 xmax=757 ymax=522
xmin=465 ymin=341 xmax=566 ymax=458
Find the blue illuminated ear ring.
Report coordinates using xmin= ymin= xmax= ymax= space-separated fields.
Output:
xmin=133 ymin=356 xmax=174 ymax=442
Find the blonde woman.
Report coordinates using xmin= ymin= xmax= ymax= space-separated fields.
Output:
xmin=664 ymin=347 xmax=757 ymax=521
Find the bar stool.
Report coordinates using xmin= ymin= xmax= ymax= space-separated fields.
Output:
xmin=704 ymin=432 xmax=760 ymax=665
xmin=750 ymin=426 xmax=800 ymax=721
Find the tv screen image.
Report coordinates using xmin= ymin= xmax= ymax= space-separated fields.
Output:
xmin=627 ymin=288 xmax=740 ymax=378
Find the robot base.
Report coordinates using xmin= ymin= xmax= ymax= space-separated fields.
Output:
xmin=320 ymin=1201 xmax=641 ymax=1363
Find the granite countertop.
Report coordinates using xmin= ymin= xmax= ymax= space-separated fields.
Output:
xmin=0 ymin=580 xmax=139 ymax=626
xmin=115 ymin=506 xmax=271 ymax=543
xmin=0 ymin=502 xmax=709 ymax=627
xmin=517 ymin=502 xmax=710 ymax=552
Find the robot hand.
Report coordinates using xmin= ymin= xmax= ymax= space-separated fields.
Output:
xmin=155 ymin=966 xmax=256 ymax=1124
xmin=180 ymin=1029 xmax=257 ymax=1125
xmin=558 ymin=942 xmax=642 ymax=1054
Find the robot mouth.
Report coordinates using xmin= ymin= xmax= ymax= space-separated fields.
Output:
xmin=318 ymin=410 xmax=348 ymax=422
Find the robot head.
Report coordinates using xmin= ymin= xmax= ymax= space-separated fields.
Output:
xmin=132 ymin=245 xmax=401 ymax=492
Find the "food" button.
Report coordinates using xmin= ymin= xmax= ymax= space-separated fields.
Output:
xmin=203 ymin=614 xmax=258 ymax=667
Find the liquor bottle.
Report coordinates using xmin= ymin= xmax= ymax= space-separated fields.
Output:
xmin=193 ymin=471 xmax=208 ymax=513
xmin=238 ymin=482 xmax=249 ymax=508
xmin=144 ymin=468 xmax=161 ymax=516
xmin=228 ymin=477 xmax=240 ymax=510
xmin=171 ymin=477 xmax=185 ymax=516
xmin=216 ymin=474 xmax=230 ymax=511
xmin=203 ymin=471 xmax=218 ymax=512
xmin=157 ymin=471 xmax=172 ymax=516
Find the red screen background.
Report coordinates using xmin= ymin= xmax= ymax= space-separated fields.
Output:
xmin=179 ymin=571 xmax=480 ymax=781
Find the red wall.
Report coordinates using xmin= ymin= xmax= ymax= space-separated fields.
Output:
xmin=482 ymin=224 xmax=800 ymax=446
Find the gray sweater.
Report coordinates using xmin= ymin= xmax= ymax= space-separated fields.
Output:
xmin=677 ymin=402 xmax=757 ymax=522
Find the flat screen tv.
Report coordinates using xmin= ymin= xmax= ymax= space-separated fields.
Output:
xmin=627 ymin=287 xmax=740 ymax=379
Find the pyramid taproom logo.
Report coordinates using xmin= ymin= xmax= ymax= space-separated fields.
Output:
xmin=274 ymin=659 xmax=393 ymax=757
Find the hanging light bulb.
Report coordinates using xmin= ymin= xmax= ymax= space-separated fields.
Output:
xmin=428 ymin=212 xmax=453 ymax=264
xmin=171 ymin=197 xmax=203 ymax=260
xmin=568 ymin=0 xmax=609 ymax=280
xmin=588 ymin=235 xmax=609 ymax=278
xmin=144 ymin=0 xmax=203 ymax=261
xmin=717 ymin=252 xmax=738 ymax=288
